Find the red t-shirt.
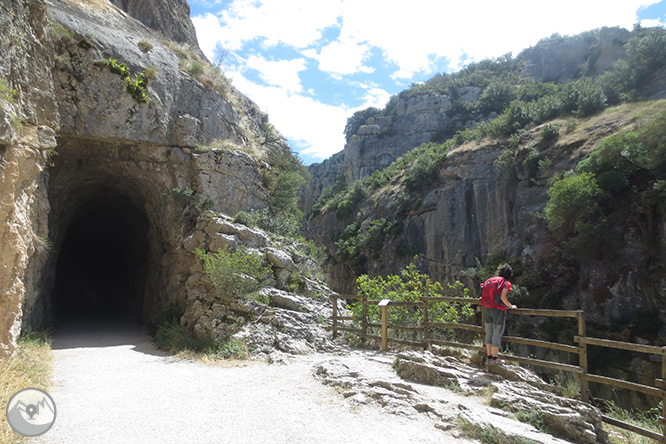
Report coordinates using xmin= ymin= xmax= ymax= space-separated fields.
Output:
xmin=480 ymin=276 xmax=512 ymax=311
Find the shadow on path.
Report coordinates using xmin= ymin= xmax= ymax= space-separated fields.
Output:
xmin=50 ymin=316 xmax=168 ymax=357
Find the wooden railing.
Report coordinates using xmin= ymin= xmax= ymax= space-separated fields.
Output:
xmin=330 ymin=294 xmax=666 ymax=442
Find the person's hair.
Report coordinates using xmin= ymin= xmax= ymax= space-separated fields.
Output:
xmin=497 ymin=263 xmax=513 ymax=279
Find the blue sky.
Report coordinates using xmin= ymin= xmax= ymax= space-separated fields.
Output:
xmin=189 ymin=0 xmax=666 ymax=165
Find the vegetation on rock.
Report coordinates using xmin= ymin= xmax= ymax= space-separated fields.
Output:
xmin=196 ymin=246 xmax=272 ymax=299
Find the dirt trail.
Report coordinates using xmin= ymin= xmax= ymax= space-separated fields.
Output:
xmin=34 ymin=319 xmax=474 ymax=444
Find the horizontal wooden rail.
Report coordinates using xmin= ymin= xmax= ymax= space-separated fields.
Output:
xmin=385 ymin=338 xmax=425 ymax=348
xmin=601 ymin=415 xmax=664 ymax=442
xmin=336 ymin=294 xmax=367 ymax=300
xmin=377 ymin=301 xmax=423 ymax=307
xmin=498 ymin=354 xmax=583 ymax=374
xmin=503 ymin=335 xmax=581 ymax=355
xmin=510 ymin=308 xmax=583 ymax=318
xmin=332 ymin=326 xmax=363 ymax=334
xmin=422 ymin=297 xmax=479 ymax=304
xmin=425 ymin=339 xmax=484 ymax=352
xmin=583 ymin=374 xmax=663 ymax=398
xmin=575 ymin=336 xmax=665 ymax=355
xmin=365 ymin=322 xmax=424 ymax=332
xmin=333 ymin=315 xmax=357 ymax=321
xmin=426 ymin=322 xmax=484 ymax=333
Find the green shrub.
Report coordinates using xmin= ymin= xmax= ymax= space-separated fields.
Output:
xmin=150 ymin=304 xmax=249 ymax=359
xmin=154 ymin=324 xmax=216 ymax=353
xmin=351 ymin=262 xmax=475 ymax=330
xmin=125 ymin=72 xmax=148 ymax=103
xmin=335 ymin=199 xmax=356 ymax=220
xmin=478 ymin=78 xmax=516 ymax=114
xmin=196 ymin=246 xmax=272 ymax=298
xmin=545 ymin=172 xmax=605 ymax=241
xmin=403 ymin=143 xmax=447 ymax=191
xmin=261 ymin=148 xmax=309 ymax=236
xmin=106 ymin=58 xmax=129 ymax=77
xmin=540 ymin=123 xmax=560 ymax=141
xmin=232 ymin=211 xmax=255 ymax=227
xmin=522 ymin=149 xmax=541 ymax=182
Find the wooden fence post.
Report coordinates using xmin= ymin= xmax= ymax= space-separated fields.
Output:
xmin=361 ymin=297 xmax=368 ymax=344
xmin=332 ymin=295 xmax=338 ymax=339
xmin=379 ymin=299 xmax=390 ymax=352
xmin=661 ymin=346 xmax=666 ymax=440
xmin=423 ymin=300 xmax=429 ymax=349
xmin=577 ymin=311 xmax=589 ymax=402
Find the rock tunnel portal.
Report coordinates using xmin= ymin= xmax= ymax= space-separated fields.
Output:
xmin=52 ymin=190 xmax=149 ymax=320
xmin=43 ymin=139 xmax=171 ymax=327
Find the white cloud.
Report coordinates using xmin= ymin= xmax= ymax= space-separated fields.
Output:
xmin=313 ymin=39 xmax=374 ymax=76
xmin=245 ymin=56 xmax=307 ymax=93
xmin=192 ymin=0 xmax=664 ymax=162
xmin=197 ymin=0 xmax=342 ymax=52
xmin=229 ymin=71 xmax=350 ymax=160
xmin=191 ymin=13 xmax=224 ymax=60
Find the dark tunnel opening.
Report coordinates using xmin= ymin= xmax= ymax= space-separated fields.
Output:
xmin=52 ymin=190 xmax=150 ymax=323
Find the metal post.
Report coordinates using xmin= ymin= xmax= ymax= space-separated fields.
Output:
xmin=379 ymin=299 xmax=390 ymax=352
xmin=578 ymin=312 xmax=589 ymax=402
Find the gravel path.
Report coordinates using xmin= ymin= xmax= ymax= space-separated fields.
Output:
xmin=35 ymin=319 xmax=476 ymax=444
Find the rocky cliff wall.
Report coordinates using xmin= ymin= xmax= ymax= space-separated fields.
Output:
xmin=303 ymin=88 xmax=481 ymax=217
xmin=0 ymin=0 xmax=59 ymax=357
xmin=310 ymin=107 xmax=666 ymax=339
xmin=0 ymin=0 xmax=291 ymax=356
xmin=108 ymin=0 xmax=201 ymax=54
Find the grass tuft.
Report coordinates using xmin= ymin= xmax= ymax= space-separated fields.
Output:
xmin=0 ymin=332 xmax=52 ymax=443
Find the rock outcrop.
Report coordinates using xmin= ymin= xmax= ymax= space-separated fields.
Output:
xmin=518 ymin=27 xmax=630 ymax=83
xmin=180 ymin=214 xmax=341 ymax=363
xmin=108 ymin=0 xmax=201 ymax=55
xmin=314 ymin=349 xmax=608 ymax=443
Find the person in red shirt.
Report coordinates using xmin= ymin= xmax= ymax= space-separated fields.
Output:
xmin=479 ymin=263 xmax=517 ymax=364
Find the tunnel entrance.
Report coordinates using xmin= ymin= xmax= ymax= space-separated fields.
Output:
xmin=52 ymin=189 xmax=149 ymax=322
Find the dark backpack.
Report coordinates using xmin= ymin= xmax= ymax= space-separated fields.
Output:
xmin=481 ymin=276 xmax=506 ymax=306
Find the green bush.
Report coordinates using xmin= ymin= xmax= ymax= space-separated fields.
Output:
xmin=544 ymin=172 xmax=605 ymax=243
xmin=335 ymin=199 xmax=355 ymax=220
xmin=261 ymin=148 xmax=309 ymax=236
xmin=196 ymin=246 xmax=272 ymax=298
xmin=478 ymin=78 xmax=517 ymax=114
xmin=350 ymin=262 xmax=475 ymax=330
xmin=540 ymin=123 xmax=560 ymax=141
xmin=106 ymin=58 xmax=129 ymax=77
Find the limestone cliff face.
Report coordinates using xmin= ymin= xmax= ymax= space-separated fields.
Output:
xmin=108 ymin=0 xmax=201 ymax=52
xmin=518 ymin=27 xmax=630 ymax=82
xmin=0 ymin=0 xmax=58 ymax=357
xmin=303 ymin=88 xmax=481 ymax=217
xmin=0 ymin=0 xmax=288 ymax=356
xmin=309 ymin=109 xmax=666 ymax=337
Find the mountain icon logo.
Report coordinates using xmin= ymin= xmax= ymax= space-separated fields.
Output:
xmin=5 ymin=388 xmax=56 ymax=437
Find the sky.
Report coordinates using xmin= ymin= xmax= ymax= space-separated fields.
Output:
xmin=189 ymin=0 xmax=666 ymax=165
